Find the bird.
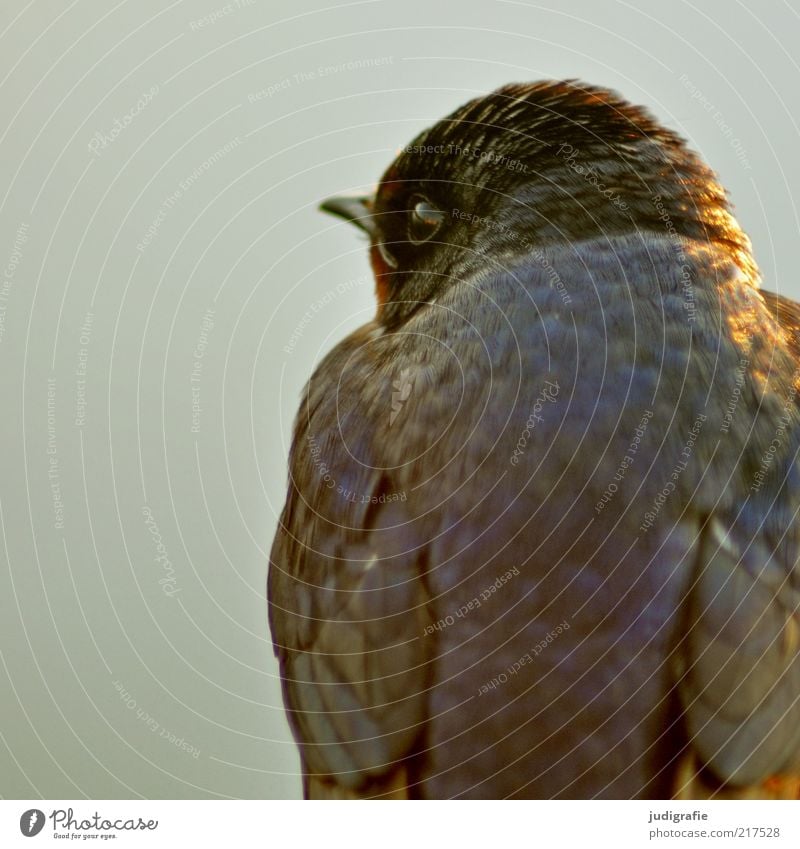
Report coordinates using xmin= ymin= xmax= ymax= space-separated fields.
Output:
xmin=268 ymin=80 xmax=800 ymax=799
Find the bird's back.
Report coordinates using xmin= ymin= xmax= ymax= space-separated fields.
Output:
xmin=270 ymin=229 xmax=800 ymax=798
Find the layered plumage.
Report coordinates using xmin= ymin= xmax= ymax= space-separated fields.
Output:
xmin=269 ymin=81 xmax=800 ymax=798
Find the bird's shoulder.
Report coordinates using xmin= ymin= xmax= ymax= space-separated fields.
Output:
xmin=675 ymin=283 xmax=800 ymax=796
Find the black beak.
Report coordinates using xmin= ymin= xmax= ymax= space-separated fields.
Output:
xmin=319 ymin=195 xmax=376 ymax=237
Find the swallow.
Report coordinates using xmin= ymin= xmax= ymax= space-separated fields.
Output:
xmin=269 ymin=80 xmax=800 ymax=799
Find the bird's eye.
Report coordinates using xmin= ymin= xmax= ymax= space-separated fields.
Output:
xmin=408 ymin=196 xmax=445 ymax=244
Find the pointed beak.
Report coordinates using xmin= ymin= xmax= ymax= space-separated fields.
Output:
xmin=319 ymin=194 xmax=376 ymax=237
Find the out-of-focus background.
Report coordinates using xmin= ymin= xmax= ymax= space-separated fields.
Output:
xmin=0 ymin=0 xmax=797 ymax=800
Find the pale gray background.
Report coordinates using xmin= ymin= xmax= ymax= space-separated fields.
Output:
xmin=0 ymin=0 xmax=798 ymax=800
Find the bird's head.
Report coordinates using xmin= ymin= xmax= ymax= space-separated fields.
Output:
xmin=322 ymin=80 xmax=751 ymax=328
